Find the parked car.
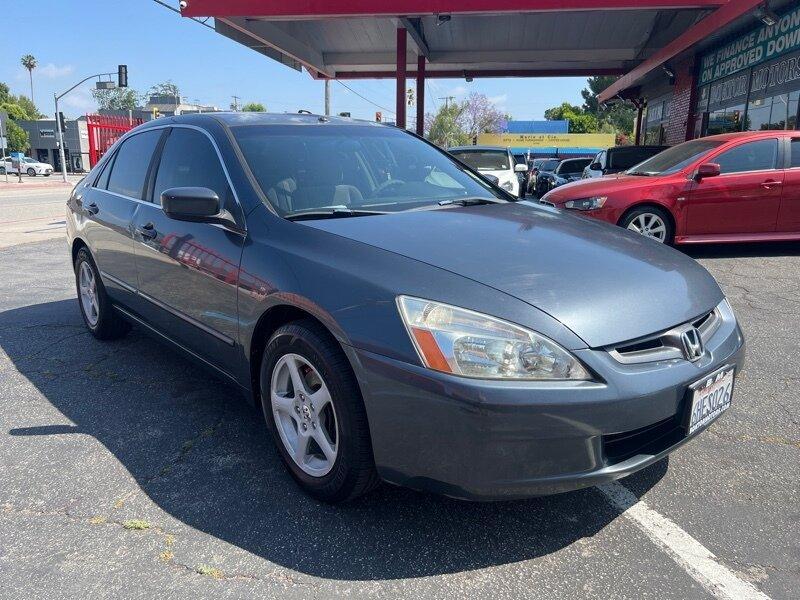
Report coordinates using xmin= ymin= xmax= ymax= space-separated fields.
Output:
xmin=0 ymin=155 xmax=54 ymax=176
xmin=448 ymin=145 xmax=527 ymax=196
xmin=583 ymin=145 xmax=669 ymax=179
xmin=532 ymin=158 xmax=561 ymax=196
xmin=536 ymin=158 xmax=593 ymax=193
xmin=67 ymin=113 xmax=744 ymax=502
xmin=542 ymin=130 xmax=800 ymax=245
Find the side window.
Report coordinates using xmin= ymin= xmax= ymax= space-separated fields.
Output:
xmin=106 ymin=130 xmax=162 ymax=198
xmin=791 ymin=139 xmax=800 ymax=168
xmin=598 ymin=151 xmax=606 ymax=168
xmin=95 ymin=154 xmax=115 ymax=189
xmin=152 ymin=128 xmax=231 ymax=209
xmin=714 ymin=139 xmax=778 ymax=174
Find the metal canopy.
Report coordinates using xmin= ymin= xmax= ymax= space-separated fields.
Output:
xmin=183 ymin=1 xmax=719 ymax=80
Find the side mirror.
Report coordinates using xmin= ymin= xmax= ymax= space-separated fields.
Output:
xmin=589 ymin=162 xmax=602 ymax=171
xmin=161 ymin=187 xmax=220 ymax=221
xmin=694 ymin=163 xmax=721 ymax=182
xmin=514 ymin=163 xmax=528 ymax=173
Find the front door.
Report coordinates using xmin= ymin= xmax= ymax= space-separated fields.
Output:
xmin=777 ymin=136 xmax=800 ymax=232
xmin=686 ymin=137 xmax=783 ymax=235
xmin=81 ymin=128 xmax=163 ymax=304
xmin=131 ymin=126 xmax=246 ymax=375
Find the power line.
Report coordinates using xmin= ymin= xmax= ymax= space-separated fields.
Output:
xmin=335 ymin=81 xmax=395 ymax=116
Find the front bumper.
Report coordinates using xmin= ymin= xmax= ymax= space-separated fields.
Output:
xmin=348 ymin=315 xmax=745 ymax=500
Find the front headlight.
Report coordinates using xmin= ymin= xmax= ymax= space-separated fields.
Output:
xmin=500 ymin=180 xmax=514 ymax=191
xmin=397 ymin=296 xmax=590 ymax=380
xmin=564 ymin=196 xmax=607 ymax=211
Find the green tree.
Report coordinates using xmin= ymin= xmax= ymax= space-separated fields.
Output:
xmin=425 ymin=102 xmax=469 ymax=148
xmin=0 ymin=82 xmax=11 ymax=104
xmin=0 ymin=102 xmax=30 ymax=121
xmin=581 ymin=76 xmax=635 ymax=140
xmin=14 ymin=95 xmax=45 ymax=119
xmin=241 ymin=102 xmax=266 ymax=112
xmin=92 ymin=87 xmax=141 ymax=111
xmin=20 ymin=54 xmax=37 ymax=104
xmin=5 ymin=121 xmax=29 ymax=153
xmin=543 ymin=102 xmax=597 ymax=133
xmin=148 ymin=81 xmax=180 ymax=98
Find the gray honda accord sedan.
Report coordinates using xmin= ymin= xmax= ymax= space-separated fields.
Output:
xmin=66 ymin=113 xmax=744 ymax=502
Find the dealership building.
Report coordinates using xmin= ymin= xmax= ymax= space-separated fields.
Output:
xmin=172 ymin=2 xmax=798 ymax=146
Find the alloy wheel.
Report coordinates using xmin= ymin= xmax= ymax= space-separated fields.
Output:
xmin=626 ymin=212 xmax=667 ymax=242
xmin=78 ymin=261 xmax=100 ymax=326
xmin=270 ymin=353 xmax=339 ymax=477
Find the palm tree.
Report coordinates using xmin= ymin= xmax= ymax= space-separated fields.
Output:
xmin=20 ymin=55 xmax=37 ymax=104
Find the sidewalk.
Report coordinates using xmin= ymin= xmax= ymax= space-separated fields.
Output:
xmin=0 ymin=174 xmax=83 ymax=194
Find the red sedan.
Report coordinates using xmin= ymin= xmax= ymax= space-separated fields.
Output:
xmin=541 ymin=131 xmax=800 ymax=245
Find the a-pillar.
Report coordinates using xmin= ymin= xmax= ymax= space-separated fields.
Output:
xmin=416 ymin=55 xmax=425 ymax=136
xmin=396 ymin=27 xmax=407 ymax=129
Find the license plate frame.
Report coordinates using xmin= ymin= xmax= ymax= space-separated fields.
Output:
xmin=684 ymin=365 xmax=735 ymax=435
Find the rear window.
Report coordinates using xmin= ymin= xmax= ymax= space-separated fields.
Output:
xmin=609 ymin=147 xmax=666 ymax=170
xmin=555 ymin=159 xmax=592 ymax=174
xmin=450 ymin=150 xmax=510 ymax=171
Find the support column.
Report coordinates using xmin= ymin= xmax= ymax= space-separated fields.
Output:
xmin=416 ymin=55 xmax=425 ymax=136
xmin=396 ymin=27 xmax=407 ymax=129
xmin=634 ymin=101 xmax=644 ymax=145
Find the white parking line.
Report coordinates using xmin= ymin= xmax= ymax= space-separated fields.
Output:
xmin=598 ymin=482 xmax=771 ymax=600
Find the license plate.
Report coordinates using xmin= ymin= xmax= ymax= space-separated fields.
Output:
xmin=686 ymin=367 xmax=734 ymax=435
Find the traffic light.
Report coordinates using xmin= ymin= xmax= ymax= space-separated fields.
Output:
xmin=151 ymin=107 xmax=160 ymax=119
xmin=375 ymin=111 xmax=382 ymax=123
xmin=118 ymin=65 xmax=128 ymax=88
xmin=58 ymin=112 xmax=67 ymax=132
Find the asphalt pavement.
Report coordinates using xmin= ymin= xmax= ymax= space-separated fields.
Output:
xmin=0 ymin=191 xmax=797 ymax=599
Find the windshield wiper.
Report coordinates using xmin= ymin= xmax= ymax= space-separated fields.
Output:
xmin=437 ymin=197 xmax=502 ymax=207
xmin=284 ymin=207 xmax=388 ymax=221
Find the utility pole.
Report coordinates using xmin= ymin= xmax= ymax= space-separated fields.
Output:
xmin=438 ymin=96 xmax=455 ymax=109
xmin=231 ymin=95 xmax=240 ymax=112
xmin=0 ymin=114 xmax=7 ymax=183
xmin=324 ymin=80 xmax=331 ymax=116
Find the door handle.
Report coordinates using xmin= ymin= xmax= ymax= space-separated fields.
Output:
xmin=761 ymin=180 xmax=782 ymax=189
xmin=137 ymin=222 xmax=157 ymax=240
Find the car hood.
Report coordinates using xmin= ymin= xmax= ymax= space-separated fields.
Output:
xmin=302 ymin=202 xmax=723 ymax=348
xmin=543 ymin=173 xmax=659 ymax=202
xmin=477 ymin=168 xmax=515 ymax=181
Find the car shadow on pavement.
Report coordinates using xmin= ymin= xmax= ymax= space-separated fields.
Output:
xmin=2 ymin=299 xmax=666 ymax=581
xmin=680 ymin=241 xmax=800 ymax=259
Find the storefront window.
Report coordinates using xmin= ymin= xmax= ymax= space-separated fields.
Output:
xmin=643 ymin=97 xmax=670 ymax=145
xmin=707 ymin=105 xmax=744 ymax=135
xmin=745 ymin=92 xmax=800 ymax=131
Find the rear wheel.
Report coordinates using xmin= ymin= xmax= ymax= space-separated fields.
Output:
xmin=0 ymin=167 xmax=5 ymax=175
xmin=74 ymin=247 xmax=131 ymax=340
xmin=27 ymin=168 xmax=36 ymax=177
xmin=620 ymin=206 xmax=674 ymax=244
xmin=260 ymin=319 xmax=379 ymax=503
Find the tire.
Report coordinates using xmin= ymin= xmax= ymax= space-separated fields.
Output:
xmin=74 ymin=247 xmax=131 ymax=340
xmin=620 ymin=206 xmax=674 ymax=244
xmin=260 ymin=319 xmax=379 ymax=503
xmin=0 ymin=167 xmax=5 ymax=175
xmin=27 ymin=168 xmax=36 ymax=177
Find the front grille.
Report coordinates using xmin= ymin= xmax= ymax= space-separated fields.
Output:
xmin=608 ymin=307 xmax=721 ymax=365
xmin=602 ymin=415 xmax=684 ymax=464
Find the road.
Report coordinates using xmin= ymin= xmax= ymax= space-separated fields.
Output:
xmin=0 ymin=187 xmax=73 ymax=249
xmin=0 ymin=190 xmax=797 ymax=599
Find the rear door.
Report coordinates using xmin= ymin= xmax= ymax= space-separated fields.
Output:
xmin=685 ymin=137 xmax=783 ymax=235
xmin=131 ymin=126 xmax=246 ymax=374
xmin=777 ymin=136 xmax=800 ymax=232
xmin=80 ymin=129 xmax=164 ymax=304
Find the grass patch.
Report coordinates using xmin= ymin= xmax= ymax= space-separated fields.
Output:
xmin=122 ymin=519 xmax=150 ymax=531
xmin=195 ymin=564 xmax=224 ymax=580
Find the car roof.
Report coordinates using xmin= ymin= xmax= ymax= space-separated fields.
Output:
xmin=694 ymin=130 xmax=799 ymax=143
xmin=137 ymin=111 xmax=385 ymax=130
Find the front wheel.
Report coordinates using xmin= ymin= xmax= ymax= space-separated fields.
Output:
xmin=260 ymin=319 xmax=379 ymax=503
xmin=27 ymin=168 xmax=36 ymax=177
xmin=620 ymin=206 xmax=674 ymax=244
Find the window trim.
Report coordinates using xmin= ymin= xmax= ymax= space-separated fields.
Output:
xmin=91 ymin=123 xmax=247 ymax=235
xmin=785 ymin=137 xmax=800 ymax=170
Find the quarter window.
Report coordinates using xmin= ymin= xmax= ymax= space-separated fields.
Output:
xmin=791 ymin=139 xmax=800 ymax=169
xmin=152 ymin=128 xmax=231 ymax=208
xmin=105 ymin=130 xmax=162 ymax=199
xmin=714 ymin=139 xmax=778 ymax=174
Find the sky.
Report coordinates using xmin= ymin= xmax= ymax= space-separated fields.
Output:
xmin=2 ymin=0 xmax=587 ymax=122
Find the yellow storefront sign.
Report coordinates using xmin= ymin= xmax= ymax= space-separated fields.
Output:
xmin=477 ymin=133 xmax=615 ymax=148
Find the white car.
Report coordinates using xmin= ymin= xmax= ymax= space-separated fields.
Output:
xmin=448 ymin=145 xmax=527 ymax=197
xmin=0 ymin=156 xmax=54 ymax=176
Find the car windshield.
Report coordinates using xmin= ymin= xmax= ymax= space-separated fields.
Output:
xmin=233 ymin=125 xmax=507 ymax=217
xmin=539 ymin=159 xmax=560 ymax=172
xmin=450 ymin=150 xmax=510 ymax=171
xmin=555 ymin=159 xmax=591 ymax=175
xmin=23 ymin=158 xmax=36 ymax=163
xmin=608 ymin=147 xmax=666 ymax=170
xmin=626 ymin=139 xmax=723 ymax=175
